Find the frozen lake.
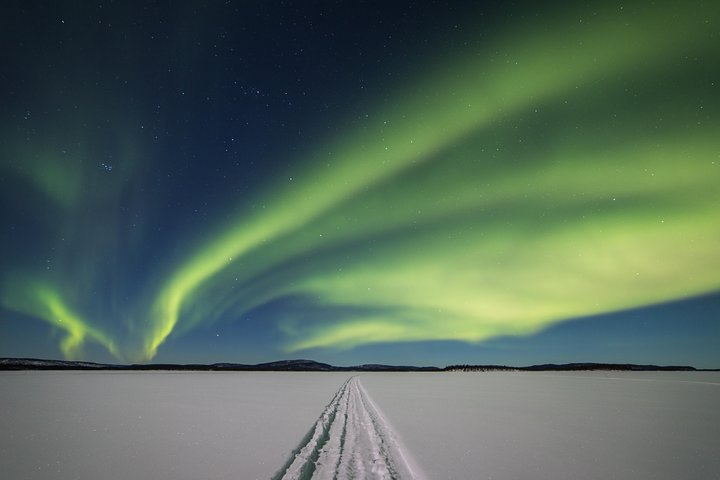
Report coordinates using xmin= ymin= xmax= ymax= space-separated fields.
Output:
xmin=362 ymin=371 xmax=720 ymax=480
xmin=0 ymin=371 xmax=349 ymax=480
xmin=1 ymin=371 xmax=718 ymax=479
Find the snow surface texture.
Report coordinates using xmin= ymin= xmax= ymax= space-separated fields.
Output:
xmin=0 ymin=371 xmax=349 ymax=480
xmin=273 ymin=376 xmax=426 ymax=480
xmin=361 ymin=371 xmax=720 ymax=480
xmin=2 ymin=371 xmax=719 ymax=479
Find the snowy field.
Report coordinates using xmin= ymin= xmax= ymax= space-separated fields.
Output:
xmin=0 ymin=371 xmax=348 ymax=480
xmin=361 ymin=371 xmax=720 ymax=480
xmin=1 ymin=371 xmax=719 ymax=479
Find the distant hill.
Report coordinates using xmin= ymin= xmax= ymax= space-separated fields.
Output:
xmin=0 ymin=358 xmax=710 ymax=372
xmin=0 ymin=358 xmax=441 ymax=372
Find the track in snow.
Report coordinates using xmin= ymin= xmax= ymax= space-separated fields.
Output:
xmin=273 ymin=376 xmax=426 ymax=480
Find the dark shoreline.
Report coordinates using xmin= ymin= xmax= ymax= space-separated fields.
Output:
xmin=2 ymin=358 xmax=715 ymax=372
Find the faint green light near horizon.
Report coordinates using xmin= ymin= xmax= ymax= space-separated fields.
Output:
xmin=1 ymin=282 xmax=118 ymax=360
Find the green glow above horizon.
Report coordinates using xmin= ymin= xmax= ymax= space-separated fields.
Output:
xmin=2 ymin=0 xmax=719 ymax=361
xmin=1 ymin=282 xmax=118 ymax=360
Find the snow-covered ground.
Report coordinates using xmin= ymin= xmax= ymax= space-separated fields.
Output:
xmin=361 ymin=371 xmax=720 ymax=480
xmin=0 ymin=371 xmax=348 ymax=480
xmin=1 ymin=371 xmax=718 ymax=479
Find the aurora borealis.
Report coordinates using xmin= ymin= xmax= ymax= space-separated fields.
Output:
xmin=1 ymin=1 xmax=719 ymax=366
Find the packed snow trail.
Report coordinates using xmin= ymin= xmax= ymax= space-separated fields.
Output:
xmin=273 ymin=376 xmax=426 ymax=480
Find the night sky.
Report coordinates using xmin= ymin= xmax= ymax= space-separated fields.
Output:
xmin=1 ymin=1 xmax=719 ymax=367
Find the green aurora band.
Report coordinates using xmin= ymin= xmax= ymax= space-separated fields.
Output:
xmin=2 ymin=281 xmax=118 ymax=360
xmin=2 ymin=1 xmax=719 ymax=361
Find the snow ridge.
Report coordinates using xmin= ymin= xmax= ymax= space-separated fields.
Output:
xmin=273 ymin=376 xmax=425 ymax=480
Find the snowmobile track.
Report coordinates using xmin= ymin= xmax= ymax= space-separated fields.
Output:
xmin=273 ymin=376 xmax=425 ymax=480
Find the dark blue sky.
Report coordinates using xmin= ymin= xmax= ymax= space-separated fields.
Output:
xmin=1 ymin=0 xmax=719 ymax=367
